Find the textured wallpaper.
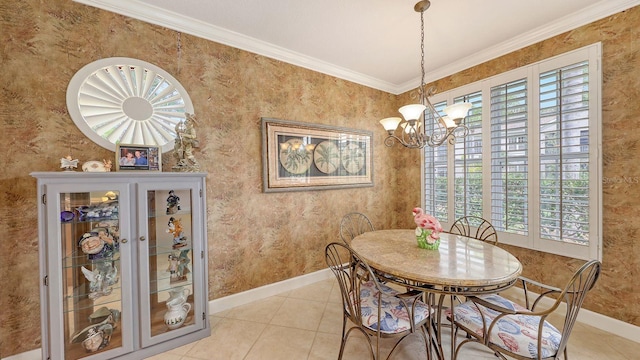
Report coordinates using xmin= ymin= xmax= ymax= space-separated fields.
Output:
xmin=423 ymin=7 xmax=640 ymax=328
xmin=0 ymin=0 xmax=638 ymax=357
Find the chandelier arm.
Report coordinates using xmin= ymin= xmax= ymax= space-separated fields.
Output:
xmin=384 ymin=134 xmax=424 ymax=148
xmin=452 ymin=124 xmax=470 ymax=139
xmin=424 ymin=96 xmax=449 ymax=132
xmin=426 ymin=129 xmax=449 ymax=147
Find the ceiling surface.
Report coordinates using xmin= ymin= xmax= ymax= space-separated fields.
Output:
xmin=76 ymin=0 xmax=639 ymax=94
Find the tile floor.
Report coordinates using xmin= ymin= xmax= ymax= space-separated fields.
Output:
xmin=146 ymin=278 xmax=640 ymax=360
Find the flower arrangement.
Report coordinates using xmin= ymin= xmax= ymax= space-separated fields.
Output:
xmin=413 ymin=207 xmax=443 ymax=249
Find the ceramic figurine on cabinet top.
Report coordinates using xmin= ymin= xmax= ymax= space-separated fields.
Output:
xmin=172 ymin=113 xmax=201 ymax=172
xmin=60 ymin=155 xmax=79 ymax=171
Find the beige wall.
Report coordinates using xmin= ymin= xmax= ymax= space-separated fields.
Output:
xmin=0 ymin=0 xmax=638 ymax=357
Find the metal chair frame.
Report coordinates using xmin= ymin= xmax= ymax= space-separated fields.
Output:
xmin=449 ymin=216 xmax=498 ymax=244
xmin=451 ymin=260 xmax=602 ymax=360
xmin=325 ymin=242 xmax=432 ymax=360
xmin=339 ymin=212 xmax=374 ymax=245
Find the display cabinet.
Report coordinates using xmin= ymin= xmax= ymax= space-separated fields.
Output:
xmin=31 ymin=172 xmax=209 ymax=360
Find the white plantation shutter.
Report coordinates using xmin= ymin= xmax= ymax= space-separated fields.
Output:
xmin=424 ymin=101 xmax=449 ymax=221
xmin=453 ymin=92 xmax=483 ymax=220
xmin=490 ymin=79 xmax=529 ymax=235
xmin=538 ymin=61 xmax=590 ymax=245
xmin=421 ymin=43 xmax=601 ymax=260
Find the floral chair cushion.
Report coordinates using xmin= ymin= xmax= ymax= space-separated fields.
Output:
xmin=355 ymin=281 xmax=431 ymax=335
xmin=449 ymin=294 xmax=562 ymax=358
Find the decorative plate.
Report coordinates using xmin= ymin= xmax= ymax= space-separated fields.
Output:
xmin=82 ymin=160 xmax=107 ymax=172
xmin=341 ymin=143 xmax=366 ymax=174
xmin=313 ymin=140 xmax=340 ymax=174
xmin=279 ymin=138 xmax=313 ymax=174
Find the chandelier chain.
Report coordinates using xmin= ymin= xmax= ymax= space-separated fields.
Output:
xmin=420 ymin=9 xmax=426 ymax=104
xmin=379 ymin=1 xmax=471 ymax=149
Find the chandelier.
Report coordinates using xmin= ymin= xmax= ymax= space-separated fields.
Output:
xmin=379 ymin=0 xmax=472 ymax=149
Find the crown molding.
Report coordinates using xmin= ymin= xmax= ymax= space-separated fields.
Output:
xmin=397 ymin=0 xmax=640 ymax=94
xmin=75 ymin=0 xmax=640 ymax=95
xmin=73 ymin=0 xmax=398 ymax=93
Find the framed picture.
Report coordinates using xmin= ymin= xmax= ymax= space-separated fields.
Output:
xmin=261 ymin=117 xmax=373 ymax=192
xmin=115 ymin=144 xmax=161 ymax=171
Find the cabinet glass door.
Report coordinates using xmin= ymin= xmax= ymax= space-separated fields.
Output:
xmin=53 ymin=187 xmax=133 ymax=359
xmin=139 ymin=183 xmax=205 ymax=346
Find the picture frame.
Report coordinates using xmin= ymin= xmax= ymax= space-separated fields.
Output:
xmin=115 ymin=144 xmax=161 ymax=171
xmin=261 ymin=117 xmax=373 ymax=192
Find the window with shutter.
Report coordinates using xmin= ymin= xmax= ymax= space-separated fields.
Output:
xmin=454 ymin=92 xmax=483 ymax=220
xmin=424 ymin=101 xmax=449 ymax=221
xmin=490 ymin=79 xmax=529 ymax=235
xmin=421 ymin=43 xmax=601 ymax=261
xmin=538 ymin=61 xmax=590 ymax=245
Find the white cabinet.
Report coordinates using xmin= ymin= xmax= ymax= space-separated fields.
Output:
xmin=31 ymin=172 xmax=210 ymax=360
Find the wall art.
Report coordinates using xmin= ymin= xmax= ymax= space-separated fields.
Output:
xmin=261 ymin=118 xmax=373 ymax=192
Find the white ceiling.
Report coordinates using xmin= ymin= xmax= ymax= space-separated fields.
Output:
xmin=76 ymin=0 xmax=639 ymax=94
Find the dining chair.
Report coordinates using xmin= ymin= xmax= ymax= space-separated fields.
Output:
xmin=339 ymin=212 xmax=374 ymax=245
xmin=449 ymin=216 xmax=498 ymax=244
xmin=449 ymin=259 xmax=601 ymax=360
xmin=325 ymin=242 xmax=433 ymax=360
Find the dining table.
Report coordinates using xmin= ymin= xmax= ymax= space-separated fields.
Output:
xmin=350 ymin=229 xmax=522 ymax=359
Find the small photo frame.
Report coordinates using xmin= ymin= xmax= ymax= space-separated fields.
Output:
xmin=115 ymin=144 xmax=161 ymax=171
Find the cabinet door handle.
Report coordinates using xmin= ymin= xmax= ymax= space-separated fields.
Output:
xmin=139 ymin=236 xmax=146 ymax=241
xmin=121 ymin=238 xmax=128 ymax=243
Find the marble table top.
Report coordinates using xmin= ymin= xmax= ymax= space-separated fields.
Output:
xmin=351 ymin=229 xmax=522 ymax=291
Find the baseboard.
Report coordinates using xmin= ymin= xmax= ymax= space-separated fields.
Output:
xmin=2 ymin=349 xmax=40 ymax=360
xmin=6 ymin=268 xmax=637 ymax=360
xmin=208 ymin=267 xmax=334 ymax=314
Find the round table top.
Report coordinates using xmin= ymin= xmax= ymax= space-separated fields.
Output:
xmin=351 ymin=229 xmax=522 ymax=290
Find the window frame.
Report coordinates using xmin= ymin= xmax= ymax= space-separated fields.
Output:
xmin=422 ymin=43 xmax=602 ymax=261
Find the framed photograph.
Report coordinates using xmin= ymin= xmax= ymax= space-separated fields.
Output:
xmin=115 ymin=144 xmax=161 ymax=171
xmin=261 ymin=117 xmax=373 ymax=192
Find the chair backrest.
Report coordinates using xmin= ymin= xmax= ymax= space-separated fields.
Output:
xmin=339 ymin=212 xmax=374 ymax=245
xmin=449 ymin=216 xmax=498 ymax=244
xmin=324 ymin=242 xmax=381 ymax=328
xmin=554 ymin=259 xmax=601 ymax=356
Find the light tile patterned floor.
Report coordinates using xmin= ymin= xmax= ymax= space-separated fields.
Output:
xmin=146 ymin=279 xmax=640 ymax=360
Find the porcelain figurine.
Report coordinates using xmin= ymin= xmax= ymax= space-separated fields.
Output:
xmin=167 ymin=217 xmax=188 ymax=249
xmin=81 ymin=263 xmax=118 ymax=300
xmin=103 ymin=159 xmax=113 ymax=172
xmin=78 ymin=227 xmax=119 ymax=260
xmin=166 ymin=190 xmax=181 ymax=215
xmin=172 ymin=113 xmax=201 ymax=172
xmin=167 ymin=250 xmax=190 ymax=283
